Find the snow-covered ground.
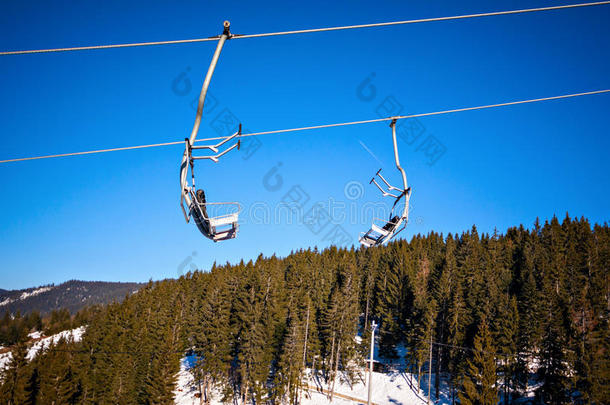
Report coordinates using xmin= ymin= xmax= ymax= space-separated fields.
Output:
xmin=174 ymin=337 xmax=432 ymax=405
xmin=172 ymin=332 xmax=545 ymax=405
xmin=19 ymin=286 xmax=54 ymax=300
xmin=302 ymin=369 xmax=428 ymax=405
xmin=28 ymin=331 xmax=43 ymax=340
xmin=0 ymin=326 xmax=86 ymax=371
xmin=174 ymin=355 xmax=200 ymax=404
xmin=173 ymin=356 xmax=428 ymax=405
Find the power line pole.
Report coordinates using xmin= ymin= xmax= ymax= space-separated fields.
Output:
xmin=368 ymin=321 xmax=377 ymax=405
xmin=428 ymin=335 xmax=433 ymax=404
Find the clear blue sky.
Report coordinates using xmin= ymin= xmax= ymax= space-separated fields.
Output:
xmin=1 ymin=0 xmax=609 ymax=290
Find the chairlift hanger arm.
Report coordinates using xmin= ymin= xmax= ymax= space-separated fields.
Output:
xmin=191 ymin=129 xmax=240 ymax=152
xmin=180 ymin=21 xmax=232 ymax=223
xmin=190 ymin=125 xmax=242 ymax=163
xmin=191 ymin=136 xmax=240 ymax=162
xmin=377 ymin=171 xmax=402 ymax=193
xmin=191 ymin=143 xmax=239 ymax=161
xmin=370 ymin=176 xmax=399 ymax=198
xmin=188 ymin=21 xmax=232 ymax=146
xmin=390 ymin=118 xmax=408 ymax=192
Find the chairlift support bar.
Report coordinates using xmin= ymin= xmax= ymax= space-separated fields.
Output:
xmin=180 ymin=21 xmax=231 ymax=215
xmin=189 ymin=21 xmax=231 ymax=146
xmin=179 ymin=21 xmax=242 ymax=243
xmin=390 ymin=119 xmax=408 ymax=195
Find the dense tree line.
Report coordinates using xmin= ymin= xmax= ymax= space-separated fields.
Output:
xmin=0 ymin=215 xmax=608 ymax=404
xmin=0 ymin=312 xmax=42 ymax=347
xmin=0 ymin=306 xmax=100 ymax=347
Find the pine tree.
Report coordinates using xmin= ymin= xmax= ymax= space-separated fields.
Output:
xmin=275 ymin=300 xmax=307 ymax=405
xmin=431 ymin=233 xmax=456 ymax=399
xmin=191 ymin=272 xmax=234 ymax=403
xmin=513 ymin=229 xmax=539 ymax=396
xmin=320 ymin=251 xmax=361 ymax=401
xmin=493 ymin=295 xmax=518 ymax=404
xmin=358 ymin=246 xmax=380 ymax=329
xmin=446 ymin=273 xmax=468 ymax=405
xmin=459 ymin=316 xmax=498 ymax=405
xmin=233 ymin=265 xmax=275 ymax=404
xmin=0 ymin=342 xmax=30 ymax=405
xmin=586 ymin=223 xmax=610 ymax=403
xmin=536 ymin=294 xmax=570 ymax=404
xmin=24 ymin=360 xmax=40 ymax=404
xmin=375 ymin=250 xmax=403 ymax=358
xmin=535 ymin=217 xmax=571 ymax=404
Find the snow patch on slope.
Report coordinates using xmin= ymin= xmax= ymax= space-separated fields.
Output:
xmin=20 ymin=286 xmax=53 ymax=300
xmin=0 ymin=286 xmax=55 ymax=307
xmin=174 ymin=355 xmax=200 ymax=405
xmin=26 ymin=326 xmax=85 ymax=361
xmin=1 ymin=351 xmax=13 ymax=370
xmin=0 ymin=326 xmax=86 ymax=371
xmin=28 ymin=331 xmax=42 ymax=340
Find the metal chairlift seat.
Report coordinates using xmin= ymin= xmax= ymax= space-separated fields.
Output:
xmin=360 ymin=216 xmax=400 ymax=247
xmin=189 ymin=189 xmax=240 ymax=242
xmin=180 ymin=128 xmax=242 ymax=242
xmin=359 ymin=119 xmax=412 ymax=247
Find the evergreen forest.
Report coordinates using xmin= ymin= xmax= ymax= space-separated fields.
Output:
xmin=1 ymin=215 xmax=608 ymax=404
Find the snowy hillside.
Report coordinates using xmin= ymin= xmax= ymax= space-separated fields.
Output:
xmin=0 ymin=280 xmax=144 ymax=314
xmin=0 ymin=326 xmax=86 ymax=371
xmin=0 ymin=286 xmax=54 ymax=307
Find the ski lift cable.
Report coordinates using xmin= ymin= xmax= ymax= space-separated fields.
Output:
xmin=20 ymin=339 xmax=529 ymax=358
xmin=232 ymin=1 xmax=610 ymax=40
xmin=0 ymin=88 xmax=608 ymax=164
xmin=1 ymin=1 xmax=609 ymax=56
xmin=201 ymin=88 xmax=610 ymax=142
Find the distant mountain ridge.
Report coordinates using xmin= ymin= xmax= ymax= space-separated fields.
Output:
xmin=0 ymin=280 xmax=145 ymax=315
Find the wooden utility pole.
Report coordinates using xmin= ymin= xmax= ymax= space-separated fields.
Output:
xmin=368 ymin=321 xmax=377 ymax=405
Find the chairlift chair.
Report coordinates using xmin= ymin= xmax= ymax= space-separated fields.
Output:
xmin=180 ymin=127 xmax=242 ymax=242
xmin=359 ymin=119 xmax=412 ymax=247
xmin=179 ymin=21 xmax=243 ymax=242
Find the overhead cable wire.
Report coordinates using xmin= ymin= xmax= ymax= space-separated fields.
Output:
xmin=0 ymin=140 xmax=186 ymax=164
xmin=31 ymin=347 xmax=204 ymax=355
xmin=232 ymin=1 xmax=610 ymax=40
xmin=14 ymin=339 xmax=529 ymax=358
xmin=200 ymin=89 xmax=610 ymax=143
xmin=0 ymin=36 xmax=221 ymax=56
xmin=1 ymin=88 xmax=608 ymax=164
xmin=1 ymin=1 xmax=609 ymax=55
xmin=431 ymin=341 xmax=524 ymax=358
